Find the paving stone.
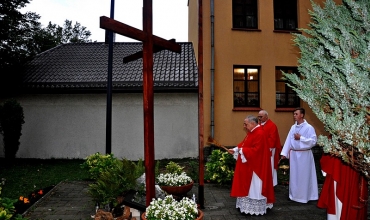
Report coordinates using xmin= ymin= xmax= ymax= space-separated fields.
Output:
xmin=23 ymin=181 xmax=370 ymax=220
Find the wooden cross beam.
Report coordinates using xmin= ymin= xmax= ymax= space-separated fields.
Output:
xmin=100 ymin=16 xmax=181 ymax=53
xmin=99 ymin=0 xmax=181 ymax=206
xmin=122 ymin=39 xmax=177 ymax=63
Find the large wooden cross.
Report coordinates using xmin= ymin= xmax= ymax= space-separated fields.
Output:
xmin=100 ymin=0 xmax=181 ymax=206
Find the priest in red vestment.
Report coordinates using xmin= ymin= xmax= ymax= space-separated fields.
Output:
xmin=317 ymin=154 xmax=368 ymax=220
xmin=258 ymin=110 xmax=282 ymax=186
xmin=228 ymin=115 xmax=275 ymax=215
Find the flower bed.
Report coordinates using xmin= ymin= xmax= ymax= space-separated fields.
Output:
xmin=14 ymin=185 xmax=54 ymax=215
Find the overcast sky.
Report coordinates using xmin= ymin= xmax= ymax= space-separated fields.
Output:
xmin=20 ymin=0 xmax=189 ymax=42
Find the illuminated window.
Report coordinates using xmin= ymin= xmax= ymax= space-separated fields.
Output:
xmin=275 ymin=67 xmax=299 ymax=108
xmin=274 ymin=0 xmax=297 ymax=30
xmin=233 ymin=66 xmax=260 ymax=107
xmin=233 ymin=0 xmax=258 ymax=29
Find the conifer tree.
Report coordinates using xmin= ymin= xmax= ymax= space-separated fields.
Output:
xmin=284 ymin=0 xmax=370 ymax=179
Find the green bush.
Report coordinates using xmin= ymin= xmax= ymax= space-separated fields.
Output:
xmin=187 ymin=160 xmax=199 ymax=183
xmin=0 ymin=183 xmax=26 ymax=220
xmin=80 ymin=152 xmax=118 ymax=180
xmin=88 ymin=158 xmax=139 ymax=207
xmin=205 ymin=150 xmax=235 ymax=185
xmin=154 ymin=160 xmax=160 ymax=178
xmin=134 ymin=158 xmax=145 ymax=179
xmin=165 ymin=161 xmax=184 ymax=175
xmin=82 ymin=153 xmax=146 ymax=207
xmin=0 ymin=99 xmax=25 ymax=159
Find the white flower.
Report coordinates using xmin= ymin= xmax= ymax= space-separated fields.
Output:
xmin=157 ymin=172 xmax=192 ymax=186
xmin=145 ymin=195 xmax=198 ymax=220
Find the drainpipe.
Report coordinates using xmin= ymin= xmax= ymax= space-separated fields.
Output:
xmin=210 ymin=0 xmax=215 ymax=138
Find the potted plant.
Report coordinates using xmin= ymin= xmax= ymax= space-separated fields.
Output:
xmin=81 ymin=153 xmax=145 ymax=216
xmin=141 ymin=195 xmax=203 ymax=220
xmin=156 ymin=161 xmax=193 ymax=196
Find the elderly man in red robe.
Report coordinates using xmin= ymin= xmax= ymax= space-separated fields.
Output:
xmin=228 ymin=115 xmax=275 ymax=215
xmin=258 ymin=110 xmax=282 ymax=186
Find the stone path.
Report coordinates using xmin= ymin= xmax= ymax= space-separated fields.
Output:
xmin=23 ymin=181 xmax=95 ymax=220
xmin=23 ymin=181 xmax=370 ymax=220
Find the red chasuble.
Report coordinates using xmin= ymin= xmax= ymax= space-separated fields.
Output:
xmin=230 ymin=126 xmax=275 ymax=204
xmin=317 ymin=154 xmax=368 ymax=220
xmin=262 ymin=119 xmax=282 ymax=169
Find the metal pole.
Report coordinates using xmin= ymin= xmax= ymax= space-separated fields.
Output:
xmin=198 ymin=0 xmax=205 ymax=209
xmin=210 ymin=0 xmax=215 ymax=138
xmin=106 ymin=0 xmax=115 ymax=154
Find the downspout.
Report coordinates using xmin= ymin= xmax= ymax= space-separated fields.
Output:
xmin=210 ymin=0 xmax=215 ymax=138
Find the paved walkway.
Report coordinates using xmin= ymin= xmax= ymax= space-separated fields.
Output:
xmin=23 ymin=181 xmax=370 ymax=220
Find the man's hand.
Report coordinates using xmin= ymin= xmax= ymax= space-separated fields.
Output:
xmin=294 ymin=133 xmax=301 ymax=140
xmin=228 ymin=149 xmax=235 ymax=155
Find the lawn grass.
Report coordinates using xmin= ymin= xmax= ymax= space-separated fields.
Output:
xmin=0 ymin=158 xmax=90 ymax=200
xmin=0 ymin=158 xmax=198 ymax=201
xmin=0 ymin=156 xmax=324 ymax=202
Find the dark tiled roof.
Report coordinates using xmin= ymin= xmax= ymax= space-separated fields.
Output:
xmin=22 ymin=42 xmax=198 ymax=92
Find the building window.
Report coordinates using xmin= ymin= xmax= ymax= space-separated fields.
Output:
xmin=233 ymin=0 xmax=258 ymax=29
xmin=274 ymin=0 xmax=297 ymax=30
xmin=276 ymin=67 xmax=299 ymax=108
xmin=233 ymin=66 xmax=260 ymax=107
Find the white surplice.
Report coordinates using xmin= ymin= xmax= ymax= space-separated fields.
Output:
xmin=281 ymin=119 xmax=318 ymax=203
xmin=271 ymin=148 xmax=278 ymax=186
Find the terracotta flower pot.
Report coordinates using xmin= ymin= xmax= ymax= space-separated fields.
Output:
xmin=159 ymin=181 xmax=194 ymax=196
xmin=141 ymin=209 xmax=203 ymax=220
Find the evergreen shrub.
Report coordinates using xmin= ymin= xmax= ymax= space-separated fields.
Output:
xmin=0 ymin=99 xmax=25 ymax=159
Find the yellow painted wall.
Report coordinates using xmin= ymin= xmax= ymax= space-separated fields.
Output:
xmin=189 ymin=0 xmax=340 ymax=146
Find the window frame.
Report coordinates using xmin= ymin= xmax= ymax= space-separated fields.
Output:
xmin=233 ymin=65 xmax=261 ymax=109
xmin=273 ymin=0 xmax=298 ymax=31
xmin=275 ymin=66 xmax=300 ymax=109
xmin=232 ymin=0 xmax=258 ymax=30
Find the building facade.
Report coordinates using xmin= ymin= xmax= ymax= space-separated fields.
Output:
xmin=188 ymin=0 xmax=342 ymax=145
xmin=0 ymin=42 xmax=199 ymax=159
